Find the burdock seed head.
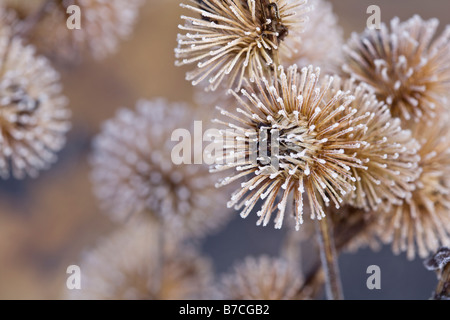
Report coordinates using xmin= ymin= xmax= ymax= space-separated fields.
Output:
xmin=212 ymin=64 xmax=367 ymax=230
xmin=218 ymin=256 xmax=307 ymax=300
xmin=176 ymin=0 xmax=310 ymax=92
xmin=90 ymin=99 xmax=230 ymax=238
xmin=342 ymin=15 xmax=450 ymax=123
xmin=326 ymin=77 xmax=421 ymax=212
xmin=378 ymin=122 xmax=450 ymax=260
xmin=67 ymin=220 xmax=213 ymax=300
xmin=0 ymin=0 xmax=145 ymax=61
xmin=0 ymin=23 xmax=71 ymax=179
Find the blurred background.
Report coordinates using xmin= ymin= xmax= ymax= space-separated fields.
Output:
xmin=0 ymin=0 xmax=448 ymax=299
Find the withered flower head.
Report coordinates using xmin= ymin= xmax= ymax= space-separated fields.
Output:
xmin=0 ymin=0 xmax=144 ymax=60
xmin=379 ymin=123 xmax=450 ymax=260
xmin=219 ymin=256 xmax=306 ymax=299
xmin=68 ymin=221 xmax=213 ymax=300
xmin=284 ymin=0 xmax=343 ymax=74
xmin=212 ymin=65 xmax=367 ymax=230
xmin=0 ymin=25 xmax=71 ymax=179
xmin=176 ymin=0 xmax=310 ymax=92
xmin=90 ymin=99 xmax=229 ymax=238
xmin=343 ymin=15 xmax=450 ymax=122
xmin=327 ymin=77 xmax=420 ymax=212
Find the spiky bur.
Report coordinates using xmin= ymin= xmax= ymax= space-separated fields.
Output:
xmin=218 ymin=256 xmax=308 ymax=299
xmin=211 ymin=65 xmax=368 ymax=230
xmin=326 ymin=77 xmax=421 ymax=212
xmin=283 ymin=0 xmax=343 ymax=74
xmin=0 ymin=0 xmax=144 ymax=61
xmin=342 ymin=15 xmax=450 ymax=123
xmin=0 ymin=24 xmax=71 ymax=179
xmin=193 ymin=0 xmax=341 ymax=109
xmin=90 ymin=99 xmax=229 ymax=239
xmin=377 ymin=123 xmax=450 ymax=260
xmin=175 ymin=0 xmax=310 ymax=92
xmin=67 ymin=221 xmax=213 ymax=300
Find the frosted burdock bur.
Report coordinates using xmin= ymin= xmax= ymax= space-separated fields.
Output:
xmin=377 ymin=123 xmax=450 ymax=260
xmin=218 ymin=256 xmax=308 ymax=300
xmin=67 ymin=221 xmax=213 ymax=300
xmin=176 ymin=0 xmax=311 ymax=92
xmin=342 ymin=15 xmax=450 ymax=123
xmin=325 ymin=77 xmax=420 ymax=212
xmin=0 ymin=0 xmax=145 ymax=60
xmin=90 ymin=99 xmax=230 ymax=238
xmin=211 ymin=64 xmax=370 ymax=230
xmin=0 ymin=24 xmax=71 ymax=179
xmin=192 ymin=0 xmax=342 ymax=112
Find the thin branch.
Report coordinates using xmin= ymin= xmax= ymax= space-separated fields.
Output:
xmin=315 ymin=217 xmax=344 ymax=300
xmin=297 ymin=207 xmax=375 ymax=299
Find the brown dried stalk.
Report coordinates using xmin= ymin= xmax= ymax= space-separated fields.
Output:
xmin=315 ymin=217 xmax=343 ymax=300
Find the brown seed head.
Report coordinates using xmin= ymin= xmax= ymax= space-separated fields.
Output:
xmin=343 ymin=15 xmax=450 ymax=123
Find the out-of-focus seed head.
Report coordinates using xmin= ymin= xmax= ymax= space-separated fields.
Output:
xmin=218 ymin=256 xmax=307 ymax=299
xmin=0 ymin=23 xmax=71 ymax=179
xmin=0 ymin=0 xmax=144 ymax=61
xmin=67 ymin=221 xmax=213 ymax=300
xmin=283 ymin=0 xmax=343 ymax=74
xmin=90 ymin=99 xmax=229 ymax=238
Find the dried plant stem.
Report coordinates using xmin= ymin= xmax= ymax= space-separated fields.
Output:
xmin=146 ymin=215 xmax=165 ymax=296
xmin=155 ymin=221 xmax=165 ymax=296
xmin=299 ymin=210 xmax=372 ymax=299
xmin=17 ymin=0 xmax=56 ymax=38
xmin=315 ymin=217 xmax=343 ymax=300
xmin=434 ymin=264 xmax=450 ymax=299
xmin=281 ymin=230 xmax=303 ymax=270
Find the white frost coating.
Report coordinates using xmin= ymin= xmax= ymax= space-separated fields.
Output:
xmin=90 ymin=99 xmax=229 ymax=238
xmin=0 ymin=23 xmax=70 ymax=179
